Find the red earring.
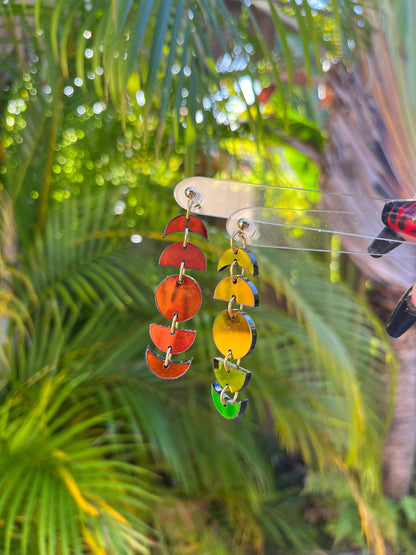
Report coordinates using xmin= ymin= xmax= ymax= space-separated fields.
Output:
xmin=146 ymin=188 xmax=208 ymax=378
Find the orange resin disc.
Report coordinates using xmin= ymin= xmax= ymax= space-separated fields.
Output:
xmin=159 ymin=242 xmax=207 ymax=271
xmin=155 ymin=275 xmax=202 ymax=322
xmin=149 ymin=324 xmax=196 ymax=354
xmin=146 ymin=347 xmax=191 ymax=379
xmin=163 ymin=215 xmax=208 ymax=240
xmin=212 ymin=310 xmax=257 ymax=358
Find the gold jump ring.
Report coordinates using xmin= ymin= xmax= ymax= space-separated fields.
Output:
xmin=185 ymin=187 xmax=196 ymax=221
xmin=230 ymin=260 xmax=245 ymax=281
xmin=219 ymin=384 xmax=239 ymax=406
xmin=170 ymin=313 xmax=178 ymax=335
xmin=163 ymin=346 xmax=172 ymax=368
xmin=177 ymin=261 xmax=186 ymax=284
xmin=183 ymin=226 xmax=189 ymax=248
xmin=230 ymin=230 xmax=246 ymax=252
xmin=224 ymin=350 xmax=232 ymax=372
xmin=228 ymin=295 xmax=236 ymax=319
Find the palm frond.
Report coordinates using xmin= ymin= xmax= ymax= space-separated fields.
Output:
xmin=257 ymin=249 xmax=390 ymax=466
xmin=0 ymin=374 xmax=157 ymax=555
xmin=23 ymin=189 xmax=154 ymax=314
xmin=1 ymin=0 xmax=373 ymax=162
xmin=0 ymin=1 xmax=401 ymax=552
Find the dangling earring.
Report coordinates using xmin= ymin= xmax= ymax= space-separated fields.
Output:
xmin=211 ymin=218 xmax=258 ymax=418
xmin=146 ymin=188 xmax=208 ymax=378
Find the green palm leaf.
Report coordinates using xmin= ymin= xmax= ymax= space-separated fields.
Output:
xmin=2 ymin=0 xmax=370 ymax=159
xmin=0 ymin=0 xmax=403 ymax=552
xmin=0 ymin=374 xmax=157 ymax=555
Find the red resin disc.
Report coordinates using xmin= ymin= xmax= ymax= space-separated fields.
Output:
xmin=146 ymin=347 xmax=191 ymax=379
xmin=155 ymin=275 xmax=202 ymax=322
xmin=163 ymin=215 xmax=208 ymax=240
xmin=149 ymin=324 xmax=196 ymax=354
xmin=159 ymin=242 xmax=207 ymax=271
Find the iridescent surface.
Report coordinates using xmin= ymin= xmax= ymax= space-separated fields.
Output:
xmin=155 ymin=275 xmax=202 ymax=321
xmin=214 ymin=276 xmax=259 ymax=307
xmin=211 ymin=382 xmax=247 ymax=419
xmin=163 ymin=214 xmax=208 ymax=239
xmin=217 ymin=248 xmax=258 ymax=276
xmin=159 ymin=242 xmax=207 ymax=270
xmin=146 ymin=347 xmax=191 ymax=379
xmin=212 ymin=310 xmax=257 ymax=358
xmin=149 ymin=324 xmax=197 ymax=353
xmin=213 ymin=357 xmax=251 ymax=392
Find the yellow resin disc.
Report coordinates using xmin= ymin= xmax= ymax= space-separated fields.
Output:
xmin=217 ymin=248 xmax=258 ymax=276
xmin=212 ymin=310 xmax=256 ymax=359
xmin=213 ymin=357 xmax=251 ymax=393
xmin=213 ymin=276 xmax=259 ymax=307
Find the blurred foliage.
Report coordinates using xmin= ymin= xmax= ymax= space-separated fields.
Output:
xmin=0 ymin=1 xmax=408 ymax=554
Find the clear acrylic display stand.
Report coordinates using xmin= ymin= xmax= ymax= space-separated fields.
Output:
xmin=174 ymin=177 xmax=416 ymax=257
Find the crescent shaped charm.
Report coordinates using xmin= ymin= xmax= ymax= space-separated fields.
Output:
xmin=145 ymin=347 xmax=192 ymax=379
xmin=163 ymin=215 xmax=208 ymax=240
xmin=217 ymin=248 xmax=258 ymax=276
xmin=211 ymin=382 xmax=247 ymax=419
xmin=213 ymin=357 xmax=251 ymax=393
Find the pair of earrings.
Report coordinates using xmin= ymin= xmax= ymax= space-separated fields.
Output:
xmin=145 ymin=188 xmax=259 ymax=419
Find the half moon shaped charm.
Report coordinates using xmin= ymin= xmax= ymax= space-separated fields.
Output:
xmin=155 ymin=275 xmax=202 ymax=321
xmin=217 ymin=248 xmax=258 ymax=276
xmin=146 ymin=347 xmax=192 ymax=379
xmin=213 ymin=357 xmax=251 ymax=393
xmin=164 ymin=215 xmax=208 ymax=240
xmin=214 ymin=276 xmax=258 ymax=307
xmin=211 ymin=382 xmax=247 ymax=419
xmin=149 ymin=324 xmax=197 ymax=354
xmin=159 ymin=242 xmax=207 ymax=271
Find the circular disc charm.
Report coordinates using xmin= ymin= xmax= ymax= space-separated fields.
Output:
xmin=212 ymin=310 xmax=256 ymax=359
xmin=155 ymin=275 xmax=202 ymax=322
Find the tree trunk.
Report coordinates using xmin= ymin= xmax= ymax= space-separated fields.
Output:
xmin=321 ymin=33 xmax=416 ymax=497
xmin=383 ymin=327 xmax=416 ymax=498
